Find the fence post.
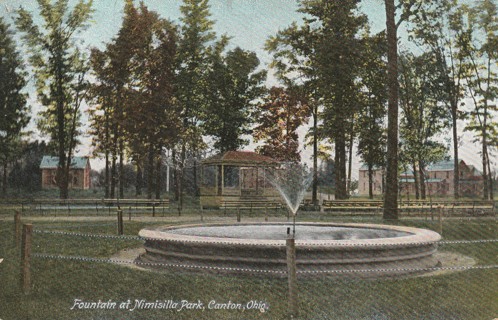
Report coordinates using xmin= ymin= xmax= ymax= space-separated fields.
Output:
xmin=20 ymin=223 xmax=33 ymax=294
xmin=265 ymin=204 xmax=269 ymax=222
xmin=438 ymin=206 xmax=444 ymax=236
xmin=237 ymin=207 xmax=241 ymax=223
xmin=14 ymin=211 xmax=22 ymax=246
xmin=286 ymin=230 xmax=298 ymax=318
xmin=152 ymin=203 xmax=156 ymax=217
xmin=117 ymin=209 xmax=124 ymax=235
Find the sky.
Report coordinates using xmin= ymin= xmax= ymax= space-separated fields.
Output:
xmin=0 ymin=0 xmax=491 ymax=177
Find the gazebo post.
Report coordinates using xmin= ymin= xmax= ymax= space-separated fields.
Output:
xmin=221 ymin=164 xmax=225 ymax=196
xmin=255 ymin=166 xmax=259 ymax=195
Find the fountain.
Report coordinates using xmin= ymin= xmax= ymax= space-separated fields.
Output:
xmin=137 ymin=162 xmax=441 ymax=277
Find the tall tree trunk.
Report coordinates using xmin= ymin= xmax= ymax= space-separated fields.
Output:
xmin=368 ymin=165 xmax=373 ymax=199
xmin=334 ymin=130 xmax=347 ymax=200
xmin=119 ymin=143 xmax=124 ymax=199
xmin=412 ymin=163 xmax=420 ymax=200
xmin=482 ymin=124 xmax=489 ymax=200
xmin=179 ymin=143 xmax=186 ymax=213
xmin=104 ymin=151 xmax=110 ymax=198
xmin=383 ymin=0 xmax=399 ymax=219
xmin=486 ymin=148 xmax=493 ymax=200
xmin=172 ymin=148 xmax=179 ymax=201
xmin=419 ymin=164 xmax=426 ymax=200
xmin=110 ymin=149 xmax=116 ymax=199
xmin=155 ymin=150 xmax=162 ymax=200
xmin=56 ymin=56 xmax=68 ymax=199
xmin=147 ymin=145 xmax=154 ymax=199
xmin=104 ymin=104 xmax=110 ymax=198
xmin=312 ymin=104 xmax=318 ymax=204
xmin=347 ymin=130 xmax=354 ymax=196
xmin=193 ymin=157 xmax=198 ymax=197
xmin=451 ymin=104 xmax=460 ymax=199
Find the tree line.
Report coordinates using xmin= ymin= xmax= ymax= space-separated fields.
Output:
xmin=0 ymin=0 xmax=496 ymax=220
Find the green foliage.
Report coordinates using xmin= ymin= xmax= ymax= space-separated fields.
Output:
xmin=399 ymin=52 xmax=449 ymax=172
xmin=176 ymin=0 xmax=218 ymax=153
xmin=15 ymin=0 xmax=94 ymax=199
xmin=0 ymin=17 xmax=30 ymax=193
xmin=202 ymin=47 xmax=266 ymax=152
xmin=7 ymin=141 xmax=48 ymax=192
xmin=405 ymin=0 xmax=471 ymax=199
xmin=89 ymin=1 xmax=178 ymax=199
xmin=266 ymin=0 xmax=368 ymax=199
xmin=459 ymin=0 xmax=498 ymax=199
xmin=356 ymin=33 xmax=388 ymax=173
xmin=253 ymin=87 xmax=310 ymax=162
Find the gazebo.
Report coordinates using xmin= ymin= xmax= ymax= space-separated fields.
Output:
xmin=200 ymin=151 xmax=281 ymax=209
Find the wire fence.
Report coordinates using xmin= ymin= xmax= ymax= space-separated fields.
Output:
xmin=2 ymin=212 xmax=498 ymax=319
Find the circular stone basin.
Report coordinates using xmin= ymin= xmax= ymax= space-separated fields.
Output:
xmin=138 ymin=223 xmax=441 ymax=277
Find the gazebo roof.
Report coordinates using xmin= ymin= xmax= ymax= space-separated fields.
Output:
xmin=202 ymin=151 xmax=279 ymax=166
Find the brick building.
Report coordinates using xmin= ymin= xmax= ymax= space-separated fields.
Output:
xmin=40 ymin=156 xmax=91 ymax=189
xmin=359 ymin=160 xmax=483 ymax=197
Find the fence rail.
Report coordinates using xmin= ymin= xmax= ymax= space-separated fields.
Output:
xmin=0 ymin=198 xmax=170 ymax=216
xmin=321 ymin=199 xmax=497 ymax=215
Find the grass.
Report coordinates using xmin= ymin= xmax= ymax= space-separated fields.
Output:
xmin=0 ymin=211 xmax=497 ymax=319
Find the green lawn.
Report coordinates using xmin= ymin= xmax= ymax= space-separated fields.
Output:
xmin=1 ymin=213 xmax=497 ymax=319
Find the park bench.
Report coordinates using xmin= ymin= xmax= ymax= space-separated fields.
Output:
xmin=444 ymin=200 xmax=495 ymax=216
xmin=102 ymin=198 xmax=170 ymax=216
xmin=322 ymin=200 xmax=383 ymax=213
xmin=25 ymin=198 xmax=169 ymax=216
xmin=221 ymin=199 xmax=282 ymax=215
xmin=399 ymin=200 xmax=496 ymax=216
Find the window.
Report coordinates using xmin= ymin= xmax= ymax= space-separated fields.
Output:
xmin=202 ymin=165 xmax=216 ymax=187
xmin=224 ymin=166 xmax=239 ymax=188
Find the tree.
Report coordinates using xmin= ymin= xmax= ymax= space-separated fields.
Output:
xmin=398 ymin=52 xmax=448 ymax=199
xmin=407 ymin=0 xmax=470 ymax=199
xmin=202 ymin=46 xmax=266 ymax=152
xmin=266 ymin=0 xmax=368 ymax=199
xmin=383 ymin=0 xmax=399 ymax=218
xmin=266 ymin=20 xmax=321 ymax=204
xmin=0 ymin=17 xmax=30 ymax=195
xmin=89 ymin=0 xmax=142 ymax=199
xmin=88 ymin=49 xmax=115 ymax=198
xmin=16 ymin=0 xmax=93 ymax=199
xmin=176 ymin=0 xmax=217 ymax=152
xmin=174 ymin=0 xmax=218 ymax=205
xmin=356 ymin=33 xmax=387 ymax=199
xmin=89 ymin=1 xmax=179 ymax=200
xmin=7 ymin=141 xmax=48 ymax=193
xmin=462 ymin=0 xmax=498 ymax=200
xmin=253 ymin=86 xmax=310 ymax=162
xmin=309 ymin=0 xmax=367 ymax=200
xmin=123 ymin=3 xmax=178 ymax=199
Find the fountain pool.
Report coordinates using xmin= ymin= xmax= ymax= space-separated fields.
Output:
xmin=137 ymin=222 xmax=441 ymax=277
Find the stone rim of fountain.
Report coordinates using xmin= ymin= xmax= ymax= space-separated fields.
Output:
xmin=138 ymin=222 xmax=441 ymax=247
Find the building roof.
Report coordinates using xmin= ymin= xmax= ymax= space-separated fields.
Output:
xmin=401 ymin=178 xmax=444 ymax=183
xmin=40 ymin=156 xmax=90 ymax=169
xmin=426 ymin=160 xmax=454 ymax=171
xmin=202 ymin=151 xmax=279 ymax=166
xmin=360 ymin=159 xmax=481 ymax=174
